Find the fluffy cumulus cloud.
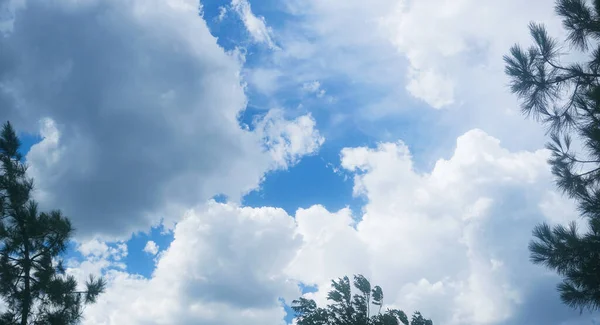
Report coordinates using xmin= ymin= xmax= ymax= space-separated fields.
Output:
xmin=143 ymin=241 xmax=159 ymax=255
xmin=0 ymin=0 xmax=322 ymax=239
xmin=73 ymin=202 xmax=301 ymax=325
xmin=3 ymin=0 xmax=598 ymax=324
xmin=256 ymin=110 xmax=325 ymax=168
xmin=64 ymin=129 xmax=594 ymax=325
xmin=379 ymin=0 xmax=562 ymax=108
xmin=68 ymin=239 xmax=128 ymax=281
xmin=285 ymin=130 xmax=591 ymax=325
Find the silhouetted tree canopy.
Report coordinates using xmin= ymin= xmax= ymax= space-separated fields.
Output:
xmin=504 ymin=0 xmax=600 ymax=312
xmin=291 ymin=274 xmax=433 ymax=325
xmin=0 ymin=121 xmax=105 ymax=325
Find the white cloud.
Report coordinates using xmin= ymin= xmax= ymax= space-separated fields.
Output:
xmin=4 ymin=1 xmax=597 ymax=325
xmin=70 ymin=129 xmax=597 ymax=325
xmin=246 ymin=68 xmax=282 ymax=95
xmin=79 ymin=202 xmax=301 ymax=325
xmin=68 ymin=239 xmax=128 ymax=285
xmin=264 ymin=0 xmax=570 ymax=153
xmin=257 ymin=110 xmax=325 ymax=169
xmin=231 ymin=0 xmax=277 ymax=49
xmin=378 ymin=0 xmax=563 ymax=109
xmin=1 ymin=0 xmax=323 ymax=240
xmin=302 ymin=81 xmax=326 ymax=98
xmin=143 ymin=241 xmax=159 ymax=255
xmin=286 ymin=129 xmax=591 ymax=325
xmin=406 ymin=68 xmax=454 ymax=109
xmin=285 ymin=0 xmax=560 ymax=110
xmin=216 ymin=6 xmax=227 ymax=22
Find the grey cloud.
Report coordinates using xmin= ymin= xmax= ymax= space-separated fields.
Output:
xmin=503 ymin=282 xmax=598 ymax=325
xmin=473 ymin=185 xmax=596 ymax=325
xmin=0 ymin=0 xmax=307 ymax=239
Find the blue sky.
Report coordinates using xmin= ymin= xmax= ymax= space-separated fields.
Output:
xmin=2 ymin=0 xmax=599 ymax=324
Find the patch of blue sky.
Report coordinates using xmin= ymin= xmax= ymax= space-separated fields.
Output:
xmin=17 ymin=131 xmax=42 ymax=160
xmin=204 ymin=1 xmax=456 ymax=171
xmin=202 ymin=1 xmax=247 ymax=51
xmin=124 ymin=224 xmax=174 ymax=278
xmin=62 ymin=241 xmax=84 ymax=263
xmin=204 ymin=2 xmax=277 ymax=62
xmin=200 ymin=3 xmax=359 ymax=214
xmin=242 ymin=152 xmax=363 ymax=217
xmin=296 ymin=76 xmax=457 ymax=173
xmin=202 ymin=1 xmax=452 ymax=219
xmin=234 ymin=0 xmax=298 ymax=30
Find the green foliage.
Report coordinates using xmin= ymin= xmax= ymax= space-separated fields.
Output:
xmin=504 ymin=0 xmax=600 ymax=312
xmin=291 ymin=274 xmax=433 ymax=325
xmin=0 ymin=121 xmax=105 ymax=325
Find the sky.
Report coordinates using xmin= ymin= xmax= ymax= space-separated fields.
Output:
xmin=1 ymin=0 xmax=599 ymax=324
